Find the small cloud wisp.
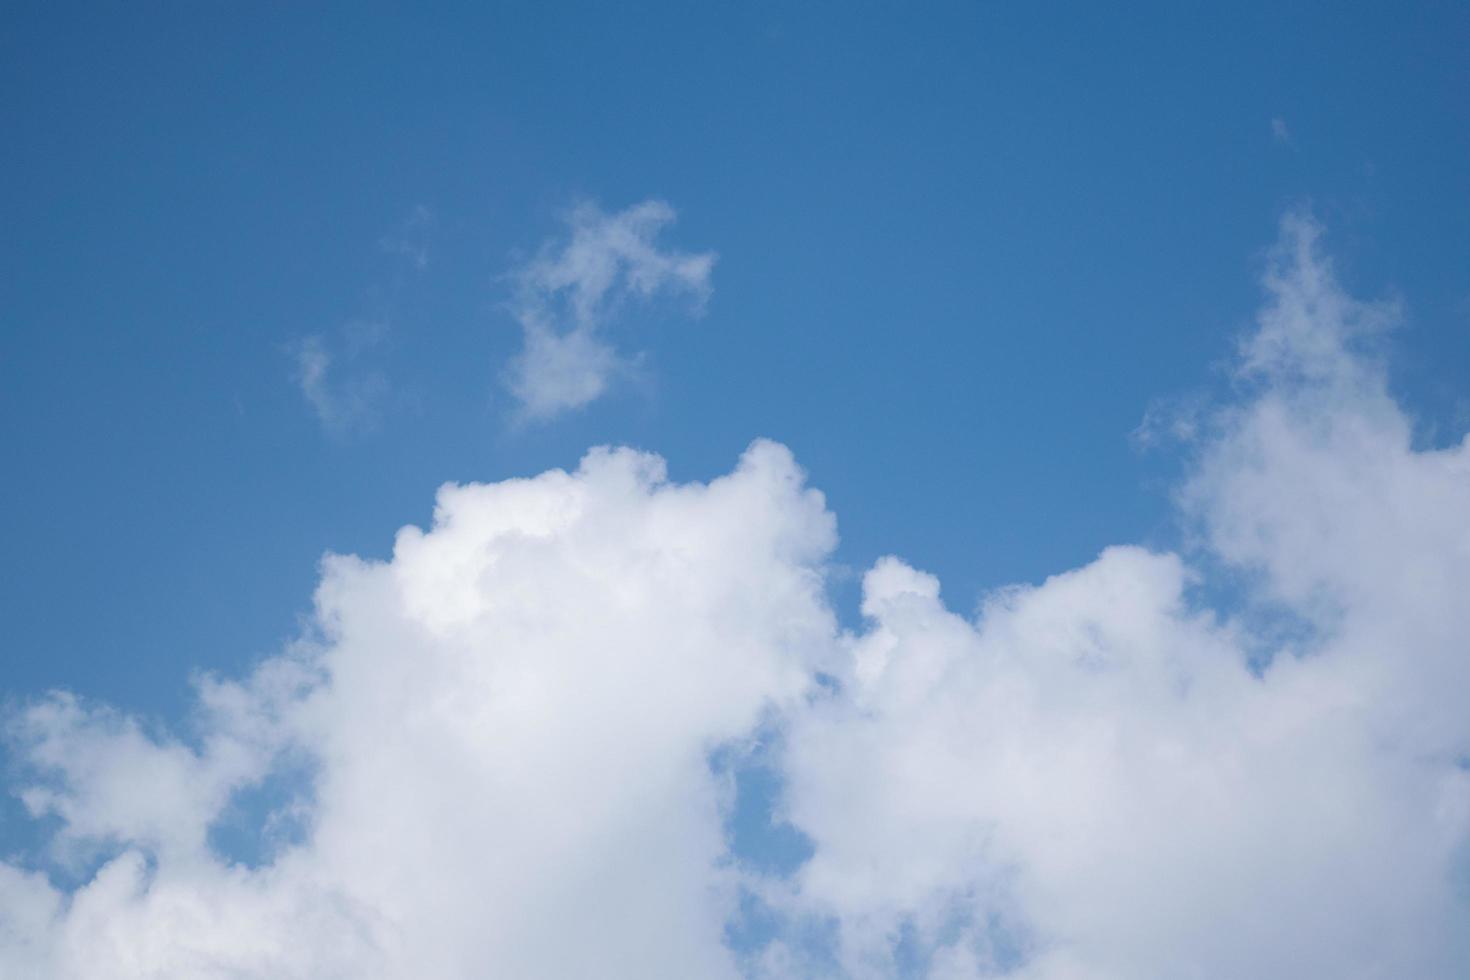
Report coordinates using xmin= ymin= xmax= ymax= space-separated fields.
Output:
xmin=504 ymin=199 xmax=715 ymax=420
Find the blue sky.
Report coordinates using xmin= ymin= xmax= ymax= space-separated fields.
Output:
xmin=3 ymin=4 xmax=1470 ymax=978
xmin=4 ymin=0 xmax=1465 ymax=714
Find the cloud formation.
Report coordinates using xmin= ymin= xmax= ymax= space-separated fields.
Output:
xmin=291 ymin=207 xmax=431 ymax=437
xmin=759 ymin=214 xmax=1470 ymax=979
xmin=4 ymin=215 xmax=1470 ymax=978
xmin=290 ymin=323 xmax=391 ymax=438
xmin=378 ymin=205 xmax=434 ymax=271
xmin=2 ymin=440 xmax=835 ymax=979
xmin=505 ymin=200 xmax=715 ymax=420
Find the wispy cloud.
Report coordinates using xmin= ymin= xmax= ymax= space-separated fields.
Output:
xmin=1271 ymin=116 xmax=1293 ymax=146
xmin=1130 ymin=392 xmax=1206 ymax=449
xmin=505 ymin=199 xmax=715 ymax=420
xmin=378 ymin=205 xmax=434 ymax=271
xmin=291 ymin=207 xmax=431 ymax=438
xmin=290 ymin=323 xmax=390 ymax=438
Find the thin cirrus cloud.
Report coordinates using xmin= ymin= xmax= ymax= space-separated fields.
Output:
xmin=290 ymin=324 xmax=392 ymax=439
xmin=504 ymin=199 xmax=716 ymax=421
xmin=378 ymin=205 xmax=435 ymax=271
xmin=291 ymin=207 xmax=432 ymax=438
xmin=3 ymin=214 xmax=1470 ymax=979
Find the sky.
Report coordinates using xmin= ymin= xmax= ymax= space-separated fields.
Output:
xmin=2 ymin=3 xmax=1469 ymax=978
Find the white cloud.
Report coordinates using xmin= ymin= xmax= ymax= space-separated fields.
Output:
xmin=765 ymin=214 xmax=1470 ymax=978
xmin=4 ymin=214 xmax=1470 ymax=979
xmin=1271 ymin=116 xmax=1292 ymax=146
xmin=2 ymin=441 xmax=835 ymax=978
xmin=505 ymin=200 xmax=715 ymax=420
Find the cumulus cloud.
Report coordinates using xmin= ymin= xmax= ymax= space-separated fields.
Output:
xmin=4 ymin=214 xmax=1470 ymax=979
xmin=1 ymin=441 xmax=835 ymax=979
xmin=505 ymin=200 xmax=715 ymax=420
xmin=762 ymin=214 xmax=1470 ymax=978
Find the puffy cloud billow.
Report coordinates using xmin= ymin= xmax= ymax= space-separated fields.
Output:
xmin=4 ymin=215 xmax=1469 ymax=978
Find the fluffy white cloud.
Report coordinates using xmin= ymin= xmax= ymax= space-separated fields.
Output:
xmin=3 ymin=214 xmax=1469 ymax=979
xmin=2 ymin=441 xmax=835 ymax=979
xmin=766 ymin=214 xmax=1470 ymax=978
xmin=505 ymin=200 xmax=715 ymax=420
